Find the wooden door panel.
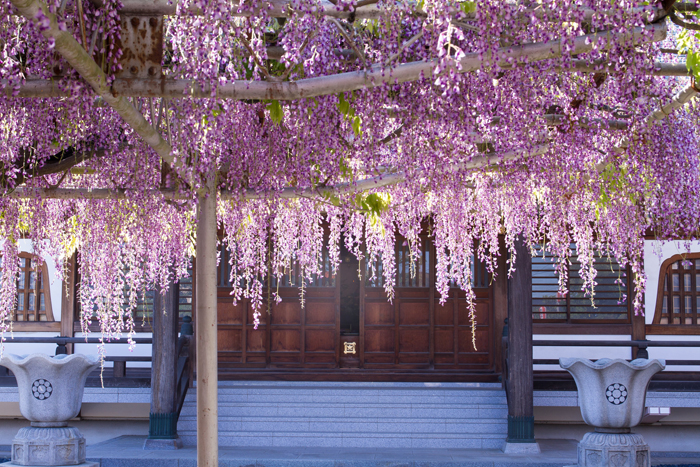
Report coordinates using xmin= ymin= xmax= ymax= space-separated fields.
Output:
xmin=458 ymin=301 xmax=490 ymax=325
xmin=399 ymin=328 xmax=429 ymax=352
xmin=271 ymin=329 xmax=301 ymax=352
xmin=364 ymin=328 xmax=394 ymax=352
xmin=304 ymin=354 xmax=336 ymax=363
xmin=365 ymin=302 xmax=394 ymax=325
xmin=306 ymin=302 xmax=335 ymax=325
xmin=305 ymin=328 xmax=335 ymax=352
xmin=434 ymin=329 xmax=454 ymax=352
xmin=399 ymin=355 xmax=430 ymax=364
xmin=433 ymin=292 xmax=494 ymax=370
xmin=218 ymin=329 xmax=242 ymax=352
xmin=458 ymin=353 xmax=490 ymax=364
xmin=435 ymin=302 xmax=454 ymax=325
xmin=218 ymin=301 xmax=244 ymax=324
xmin=247 ymin=303 xmax=266 ymax=324
xmin=246 ymin=327 xmax=266 ymax=352
xmin=364 ymin=354 xmax=394 ymax=364
xmin=272 ymin=301 xmax=301 ymax=325
xmin=457 ymin=328 xmax=490 ymax=353
xmin=399 ymin=302 xmax=430 ymax=325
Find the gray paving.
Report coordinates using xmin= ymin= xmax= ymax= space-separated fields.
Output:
xmin=73 ymin=436 xmax=700 ymax=467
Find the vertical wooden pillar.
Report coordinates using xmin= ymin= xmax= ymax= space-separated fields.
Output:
xmin=504 ymin=237 xmax=538 ymax=451
xmin=59 ymin=253 xmax=77 ymax=354
xmin=493 ymin=236 xmax=508 ymax=375
xmin=144 ymin=281 xmax=181 ymax=449
xmin=631 ymin=269 xmax=648 ymax=359
xmin=196 ymin=187 xmax=218 ymax=467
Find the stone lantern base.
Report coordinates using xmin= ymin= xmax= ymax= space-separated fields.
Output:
xmin=6 ymin=426 xmax=90 ymax=466
xmin=577 ymin=430 xmax=650 ymax=467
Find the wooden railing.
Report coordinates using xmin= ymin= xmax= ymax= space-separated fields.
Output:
xmin=532 ymin=339 xmax=700 ymax=366
xmin=500 ymin=321 xmax=700 ymax=395
xmin=0 ymin=334 xmax=193 ymax=423
xmin=175 ymin=335 xmax=193 ymax=419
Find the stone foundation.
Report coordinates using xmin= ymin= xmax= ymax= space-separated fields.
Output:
xmin=11 ymin=426 xmax=86 ymax=466
xmin=577 ymin=431 xmax=650 ymax=467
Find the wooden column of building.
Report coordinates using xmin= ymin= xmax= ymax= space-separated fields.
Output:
xmin=631 ymin=268 xmax=648 ymax=359
xmin=196 ymin=185 xmax=218 ymax=467
xmin=493 ymin=236 xmax=508 ymax=375
xmin=59 ymin=253 xmax=77 ymax=354
xmin=144 ymin=281 xmax=181 ymax=449
xmin=505 ymin=237 xmax=538 ymax=450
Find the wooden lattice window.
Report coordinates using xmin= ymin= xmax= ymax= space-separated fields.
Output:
xmin=75 ymin=262 xmax=192 ymax=330
xmin=13 ymin=253 xmax=54 ymax=322
xmin=532 ymin=245 xmax=631 ymax=323
xmin=654 ymin=254 xmax=700 ymax=326
xmin=366 ymin=237 xmax=433 ymax=288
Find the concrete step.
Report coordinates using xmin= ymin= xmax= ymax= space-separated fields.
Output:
xmin=177 ymin=382 xmax=507 ymax=449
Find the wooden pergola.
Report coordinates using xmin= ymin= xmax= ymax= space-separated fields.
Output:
xmin=4 ymin=0 xmax=700 ymax=464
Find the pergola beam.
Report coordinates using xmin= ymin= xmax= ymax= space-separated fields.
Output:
xmin=8 ymin=74 xmax=695 ymax=202
xmin=9 ymin=0 xmax=174 ymax=165
xmin=614 ymin=82 xmax=698 ymax=152
xmin=88 ymin=0 xmax=383 ymax=19
xmin=5 ymin=24 xmax=667 ymax=100
xmin=566 ymin=60 xmax=689 ymax=76
xmin=88 ymin=0 xmax=668 ymax=24
xmin=6 ymin=61 xmax=688 ymax=101
xmin=5 ymin=144 xmax=550 ymax=200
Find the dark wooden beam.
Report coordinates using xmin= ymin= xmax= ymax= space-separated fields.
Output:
xmin=493 ymin=236 xmax=508 ymax=376
xmin=59 ymin=253 xmax=77 ymax=354
xmin=145 ymin=281 xmax=182 ymax=449
xmin=505 ymin=237 xmax=537 ymax=446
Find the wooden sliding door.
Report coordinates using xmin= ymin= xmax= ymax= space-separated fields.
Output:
xmin=215 ymin=237 xmax=497 ymax=377
xmin=363 ymin=237 xmax=432 ymax=368
xmin=216 ymin=246 xmax=338 ymax=370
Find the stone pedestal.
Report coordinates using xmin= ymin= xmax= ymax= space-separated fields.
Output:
xmin=142 ymin=437 xmax=183 ymax=450
xmin=577 ymin=431 xmax=650 ymax=467
xmin=2 ymin=463 xmax=96 ymax=467
xmin=10 ymin=426 xmax=87 ymax=466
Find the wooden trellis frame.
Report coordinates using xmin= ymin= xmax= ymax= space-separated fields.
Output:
xmin=4 ymin=0 xmax=700 ymax=463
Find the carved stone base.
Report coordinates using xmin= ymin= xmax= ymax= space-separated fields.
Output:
xmin=577 ymin=431 xmax=650 ymax=467
xmin=11 ymin=426 xmax=86 ymax=466
xmin=1 ymin=463 xmax=96 ymax=467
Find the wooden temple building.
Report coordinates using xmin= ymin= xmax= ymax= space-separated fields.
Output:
xmin=1 ymin=234 xmax=699 ymax=452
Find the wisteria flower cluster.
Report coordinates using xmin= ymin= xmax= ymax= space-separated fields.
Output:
xmin=1 ymin=0 xmax=699 ymax=345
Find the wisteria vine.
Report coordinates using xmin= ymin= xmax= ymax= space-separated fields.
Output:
xmin=1 ymin=0 xmax=700 ymax=346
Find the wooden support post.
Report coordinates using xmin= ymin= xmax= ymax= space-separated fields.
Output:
xmin=504 ymin=237 xmax=539 ymax=453
xmin=493 ymin=235 xmax=508 ymax=375
xmin=631 ymin=269 xmax=647 ymax=359
xmin=144 ymin=280 xmax=182 ymax=449
xmin=60 ymin=253 xmax=77 ymax=354
xmin=196 ymin=187 xmax=218 ymax=467
xmin=112 ymin=360 xmax=126 ymax=378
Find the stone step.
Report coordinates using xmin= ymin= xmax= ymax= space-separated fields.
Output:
xmin=178 ymin=382 xmax=507 ymax=449
xmin=177 ymin=417 xmax=507 ymax=434
xmin=177 ymin=432 xmax=507 ymax=449
xmin=208 ymin=393 xmax=507 ymax=404
xmin=179 ymin=403 xmax=507 ymax=419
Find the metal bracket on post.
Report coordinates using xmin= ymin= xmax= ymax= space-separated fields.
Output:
xmin=55 ymin=338 xmax=68 ymax=356
xmin=115 ymin=15 xmax=164 ymax=80
xmin=636 ymin=340 xmax=650 ymax=360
